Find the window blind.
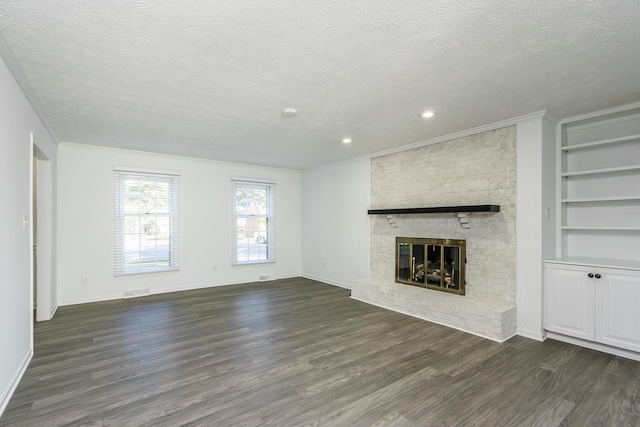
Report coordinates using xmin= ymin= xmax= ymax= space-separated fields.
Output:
xmin=231 ymin=178 xmax=276 ymax=265
xmin=114 ymin=168 xmax=181 ymax=275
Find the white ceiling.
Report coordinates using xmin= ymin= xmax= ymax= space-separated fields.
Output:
xmin=1 ymin=1 xmax=639 ymax=169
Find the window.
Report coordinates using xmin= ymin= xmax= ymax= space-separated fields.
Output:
xmin=232 ymin=179 xmax=275 ymax=264
xmin=114 ymin=168 xmax=180 ymax=275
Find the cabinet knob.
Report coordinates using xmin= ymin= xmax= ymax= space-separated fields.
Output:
xmin=588 ymin=273 xmax=594 ymax=278
xmin=595 ymin=274 xmax=602 ymax=279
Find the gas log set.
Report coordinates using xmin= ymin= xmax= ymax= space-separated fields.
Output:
xmin=396 ymin=237 xmax=466 ymax=295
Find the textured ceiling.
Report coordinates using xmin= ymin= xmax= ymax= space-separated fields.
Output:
xmin=1 ymin=1 xmax=639 ymax=169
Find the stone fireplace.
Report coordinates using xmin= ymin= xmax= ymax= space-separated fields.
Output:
xmin=351 ymin=126 xmax=518 ymax=342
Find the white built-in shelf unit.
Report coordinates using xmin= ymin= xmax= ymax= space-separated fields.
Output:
xmin=556 ymin=104 xmax=640 ymax=262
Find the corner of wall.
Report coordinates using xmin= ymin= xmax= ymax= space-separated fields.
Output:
xmin=515 ymin=118 xmax=553 ymax=341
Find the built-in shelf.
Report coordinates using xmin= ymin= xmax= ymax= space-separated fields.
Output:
xmin=561 ymin=165 xmax=640 ymax=177
xmin=367 ymin=205 xmax=500 ymax=215
xmin=544 ymin=256 xmax=640 ymax=271
xmin=562 ymin=196 xmax=640 ymax=203
xmin=562 ymin=226 xmax=640 ymax=231
xmin=562 ymin=133 xmax=640 ymax=152
xmin=550 ymin=107 xmax=640 ymax=357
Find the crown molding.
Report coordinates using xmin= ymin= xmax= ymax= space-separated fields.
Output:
xmin=304 ymin=111 xmax=551 ymax=172
xmin=557 ymin=101 xmax=640 ymax=125
xmin=368 ymin=110 xmax=548 ymax=161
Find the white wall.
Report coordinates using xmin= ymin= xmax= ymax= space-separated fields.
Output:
xmin=57 ymin=143 xmax=301 ymax=305
xmin=515 ymin=116 xmax=556 ymax=341
xmin=0 ymin=56 xmax=57 ymax=414
xmin=301 ymin=158 xmax=370 ymax=288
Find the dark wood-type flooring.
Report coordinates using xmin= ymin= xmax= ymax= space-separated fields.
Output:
xmin=2 ymin=277 xmax=639 ymax=426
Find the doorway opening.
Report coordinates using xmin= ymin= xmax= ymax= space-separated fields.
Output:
xmin=32 ymin=133 xmax=55 ymax=321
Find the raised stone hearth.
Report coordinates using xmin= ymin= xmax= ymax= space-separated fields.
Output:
xmin=352 ymin=277 xmax=516 ymax=342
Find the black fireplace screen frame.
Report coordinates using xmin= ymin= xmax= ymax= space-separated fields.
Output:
xmin=395 ymin=237 xmax=466 ymax=295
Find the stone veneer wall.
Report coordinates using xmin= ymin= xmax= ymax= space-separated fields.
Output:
xmin=369 ymin=126 xmax=517 ymax=304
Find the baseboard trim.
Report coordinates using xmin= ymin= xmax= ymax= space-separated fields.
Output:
xmin=516 ymin=328 xmax=546 ymax=342
xmin=0 ymin=347 xmax=33 ymax=418
xmin=36 ymin=304 xmax=59 ymax=322
xmin=59 ymin=275 xmax=304 ymax=306
xmin=59 ymin=293 xmax=123 ymax=306
xmin=152 ymin=276 xmax=302 ymax=296
xmin=546 ymin=332 xmax=640 ymax=362
xmin=301 ymin=274 xmax=352 ymax=290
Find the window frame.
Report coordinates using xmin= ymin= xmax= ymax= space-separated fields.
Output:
xmin=114 ymin=167 xmax=181 ymax=276
xmin=231 ymin=178 xmax=276 ymax=265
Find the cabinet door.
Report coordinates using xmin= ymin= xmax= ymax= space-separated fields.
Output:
xmin=544 ymin=263 xmax=595 ymax=340
xmin=595 ymin=268 xmax=640 ymax=352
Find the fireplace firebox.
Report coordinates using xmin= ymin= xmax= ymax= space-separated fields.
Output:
xmin=396 ymin=237 xmax=466 ymax=295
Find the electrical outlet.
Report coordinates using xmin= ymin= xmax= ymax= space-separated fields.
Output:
xmin=81 ymin=277 xmax=88 ymax=286
xmin=545 ymin=207 xmax=551 ymax=220
xmin=213 ymin=265 xmax=218 ymax=272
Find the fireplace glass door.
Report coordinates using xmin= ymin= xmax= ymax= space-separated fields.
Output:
xmin=396 ymin=237 xmax=466 ymax=295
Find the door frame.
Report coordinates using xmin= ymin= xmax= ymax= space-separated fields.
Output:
xmin=32 ymin=133 xmax=55 ymax=321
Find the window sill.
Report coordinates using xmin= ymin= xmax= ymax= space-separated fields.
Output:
xmin=115 ymin=267 xmax=179 ymax=277
xmin=232 ymin=260 xmax=276 ymax=266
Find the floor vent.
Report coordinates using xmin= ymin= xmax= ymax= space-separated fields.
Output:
xmin=123 ymin=288 xmax=151 ymax=299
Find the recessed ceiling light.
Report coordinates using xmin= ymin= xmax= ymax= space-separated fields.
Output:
xmin=342 ymin=138 xmax=352 ymax=144
xmin=283 ymin=108 xmax=298 ymax=117
xmin=421 ymin=110 xmax=435 ymax=118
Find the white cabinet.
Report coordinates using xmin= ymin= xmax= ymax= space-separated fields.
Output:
xmin=544 ymin=262 xmax=640 ymax=353
xmin=595 ymin=268 xmax=640 ymax=353
xmin=544 ymin=263 xmax=594 ymax=341
xmin=558 ymin=105 xmax=640 ymax=261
